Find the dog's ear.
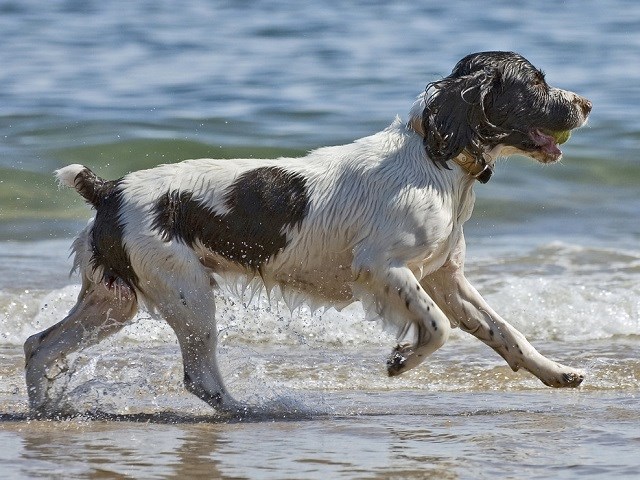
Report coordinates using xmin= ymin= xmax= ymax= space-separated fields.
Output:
xmin=421 ymin=69 xmax=499 ymax=166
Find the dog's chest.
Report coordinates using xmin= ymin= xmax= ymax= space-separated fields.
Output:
xmin=403 ymin=185 xmax=474 ymax=277
xmin=407 ymin=225 xmax=462 ymax=279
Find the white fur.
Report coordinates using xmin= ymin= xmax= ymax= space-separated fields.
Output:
xmin=55 ymin=163 xmax=86 ymax=189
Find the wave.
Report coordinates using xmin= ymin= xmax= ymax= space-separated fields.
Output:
xmin=3 ymin=241 xmax=638 ymax=349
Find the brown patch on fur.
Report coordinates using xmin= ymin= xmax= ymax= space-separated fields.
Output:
xmin=152 ymin=166 xmax=309 ymax=270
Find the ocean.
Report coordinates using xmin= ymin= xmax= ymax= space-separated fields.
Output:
xmin=1 ymin=1 xmax=639 ymax=478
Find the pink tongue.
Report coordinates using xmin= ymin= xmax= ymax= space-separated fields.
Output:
xmin=530 ymin=129 xmax=562 ymax=156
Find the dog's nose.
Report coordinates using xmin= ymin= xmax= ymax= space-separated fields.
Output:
xmin=580 ymin=98 xmax=592 ymax=116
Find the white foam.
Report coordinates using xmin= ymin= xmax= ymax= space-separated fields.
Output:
xmin=3 ymin=243 xmax=639 ymax=348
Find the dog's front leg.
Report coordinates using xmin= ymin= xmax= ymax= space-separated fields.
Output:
xmin=356 ymin=264 xmax=452 ymax=376
xmin=422 ymin=258 xmax=584 ymax=388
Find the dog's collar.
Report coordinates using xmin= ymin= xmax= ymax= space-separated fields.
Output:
xmin=452 ymin=152 xmax=494 ymax=184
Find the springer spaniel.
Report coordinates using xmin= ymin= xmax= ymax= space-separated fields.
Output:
xmin=25 ymin=51 xmax=592 ymax=414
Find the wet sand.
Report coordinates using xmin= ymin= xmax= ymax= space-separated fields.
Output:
xmin=1 ymin=387 xmax=638 ymax=479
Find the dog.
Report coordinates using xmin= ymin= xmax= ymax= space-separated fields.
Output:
xmin=25 ymin=51 xmax=592 ymax=414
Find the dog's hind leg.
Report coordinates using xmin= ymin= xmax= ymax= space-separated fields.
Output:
xmin=357 ymin=264 xmax=452 ymax=376
xmin=24 ymin=275 xmax=138 ymax=414
xmin=144 ymin=272 xmax=238 ymax=412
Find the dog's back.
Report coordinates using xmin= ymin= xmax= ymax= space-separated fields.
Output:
xmin=55 ymin=123 xmax=446 ymax=309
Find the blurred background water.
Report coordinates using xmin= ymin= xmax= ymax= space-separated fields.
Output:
xmin=0 ymin=1 xmax=639 ymax=478
xmin=1 ymin=0 xmax=639 ymax=245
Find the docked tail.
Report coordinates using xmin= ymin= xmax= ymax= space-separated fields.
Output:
xmin=55 ymin=164 xmax=110 ymax=208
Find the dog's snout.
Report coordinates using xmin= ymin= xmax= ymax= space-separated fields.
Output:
xmin=578 ymin=97 xmax=592 ymax=117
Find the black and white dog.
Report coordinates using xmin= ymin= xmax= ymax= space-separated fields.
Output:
xmin=25 ymin=51 xmax=592 ymax=414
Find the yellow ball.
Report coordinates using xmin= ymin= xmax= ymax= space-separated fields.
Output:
xmin=551 ymin=130 xmax=571 ymax=144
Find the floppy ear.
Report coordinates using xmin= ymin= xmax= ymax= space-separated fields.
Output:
xmin=421 ymin=69 xmax=499 ymax=166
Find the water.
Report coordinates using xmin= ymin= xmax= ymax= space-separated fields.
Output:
xmin=1 ymin=1 xmax=639 ymax=478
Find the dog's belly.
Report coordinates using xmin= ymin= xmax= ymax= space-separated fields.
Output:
xmin=197 ymin=234 xmax=460 ymax=306
xmin=199 ymin=249 xmax=356 ymax=303
xmin=271 ymin=263 xmax=355 ymax=303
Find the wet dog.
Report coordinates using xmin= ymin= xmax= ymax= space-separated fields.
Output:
xmin=25 ymin=51 xmax=591 ymax=414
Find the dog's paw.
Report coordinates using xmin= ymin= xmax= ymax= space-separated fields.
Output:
xmin=386 ymin=343 xmax=412 ymax=377
xmin=560 ymin=370 xmax=585 ymax=388
xmin=542 ymin=369 xmax=585 ymax=388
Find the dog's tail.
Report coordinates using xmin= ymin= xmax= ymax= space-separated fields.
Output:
xmin=55 ymin=164 xmax=111 ymax=208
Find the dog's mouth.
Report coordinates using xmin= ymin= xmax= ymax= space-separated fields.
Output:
xmin=527 ymin=128 xmax=572 ymax=163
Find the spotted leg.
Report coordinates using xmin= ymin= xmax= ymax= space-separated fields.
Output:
xmin=421 ymin=236 xmax=584 ymax=387
xmin=357 ymin=264 xmax=452 ymax=376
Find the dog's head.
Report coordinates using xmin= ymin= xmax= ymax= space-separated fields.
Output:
xmin=410 ymin=51 xmax=592 ymax=167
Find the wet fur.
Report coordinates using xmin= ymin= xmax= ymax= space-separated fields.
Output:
xmin=25 ymin=52 xmax=592 ymax=414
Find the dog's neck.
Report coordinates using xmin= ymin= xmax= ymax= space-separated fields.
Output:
xmin=408 ymin=116 xmax=495 ymax=184
xmin=451 ymin=151 xmax=494 ymax=184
